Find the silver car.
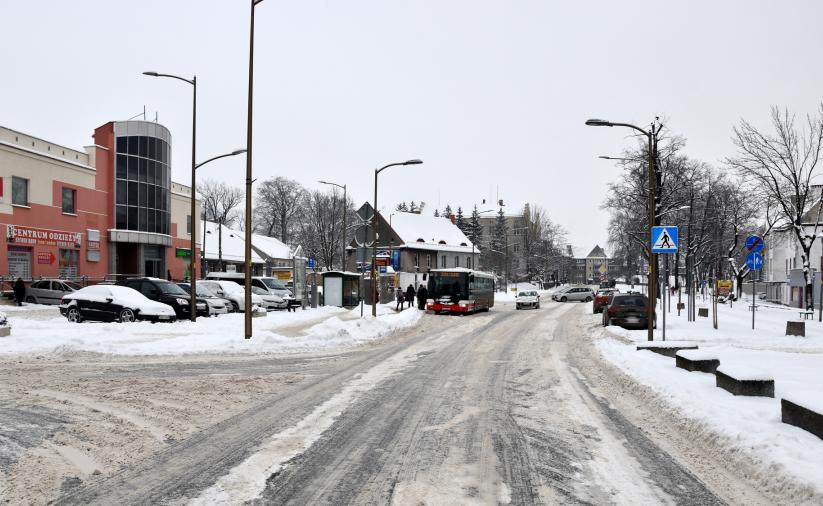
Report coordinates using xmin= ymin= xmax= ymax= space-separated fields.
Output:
xmin=556 ymin=286 xmax=594 ymax=303
xmin=25 ymin=279 xmax=81 ymax=305
xmin=177 ymin=283 xmax=229 ymax=316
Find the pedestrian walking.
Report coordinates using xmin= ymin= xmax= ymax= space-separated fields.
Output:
xmin=13 ymin=277 xmax=26 ymax=306
xmin=416 ymin=284 xmax=428 ymax=310
xmin=395 ymin=287 xmax=404 ymax=311
xmin=405 ymin=284 xmax=416 ymax=309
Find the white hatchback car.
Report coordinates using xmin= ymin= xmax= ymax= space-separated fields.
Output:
xmin=516 ymin=291 xmax=540 ymax=310
xmin=199 ymin=280 xmax=264 ymax=312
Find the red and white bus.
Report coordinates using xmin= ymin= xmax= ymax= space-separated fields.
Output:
xmin=426 ymin=268 xmax=495 ymax=314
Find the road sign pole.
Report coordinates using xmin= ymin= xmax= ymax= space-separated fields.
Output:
xmin=752 ymin=270 xmax=756 ymax=330
xmin=662 ymin=254 xmax=667 ymax=341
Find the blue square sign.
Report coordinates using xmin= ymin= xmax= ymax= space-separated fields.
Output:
xmin=651 ymin=226 xmax=678 ymax=253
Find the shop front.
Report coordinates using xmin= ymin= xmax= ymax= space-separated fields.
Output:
xmin=3 ymin=224 xmax=103 ymax=281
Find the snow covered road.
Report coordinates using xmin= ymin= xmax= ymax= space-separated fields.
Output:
xmin=2 ymin=300 xmax=780 ymax=504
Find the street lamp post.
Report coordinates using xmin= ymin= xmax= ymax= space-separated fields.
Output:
xmin=587 ymin=118 xmax=659 ymax=341
xmin=319 ymin=180 xmax=347 ymax=271
xmin=244 ymin=0 xmax=266 ymax=339
xmin=143 ymin=70 xmax=197 ymax=320
xmin=371 ymin=159 xmax=423 ymax=317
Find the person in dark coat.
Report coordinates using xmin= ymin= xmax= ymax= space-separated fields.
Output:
xmin=405 ymin=284 xmax=416 ymax=307
xmin=416 ymin=284 xmax=428 ymax=310
xmin=395 ymin=287 xmax=404 ymax=311
xmin=13 ymin=277 xmax=26 ymax=306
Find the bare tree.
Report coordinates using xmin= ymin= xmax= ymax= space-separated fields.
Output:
xmin=254 ymin=177 xmax=306 ymax=243
xmin=727 ymin=105 xmax=823 ymax=309
xmin=199 ymin=179 xmax=244 ymax=271
xmin=296 ymin=190 xmax=352 ymax=270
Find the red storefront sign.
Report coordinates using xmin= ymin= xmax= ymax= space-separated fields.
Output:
xmin=37 ymin=251 xmax=56 ymax=264
xmin=6 ymin=225 xmax=81 ymax=248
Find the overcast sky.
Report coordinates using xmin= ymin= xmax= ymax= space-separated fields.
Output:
xmin=4 ymin=0 xmax=823 ymax=253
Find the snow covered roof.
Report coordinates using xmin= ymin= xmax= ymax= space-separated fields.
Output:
xmin=388 ymin=211 xmax=475 ymax=254
xmin=250 ymin=233 xmax=295 ymax=260
xmin=201 ymin=221 xmax=265 ymax=264
xmin=586 ymin=245 xmax=608 ymax=258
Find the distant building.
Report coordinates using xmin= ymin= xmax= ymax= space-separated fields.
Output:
xmin=571 ymin=245 xmax=619 ymax=284
xmin=347 ymin=203 xmax=476 ymax=294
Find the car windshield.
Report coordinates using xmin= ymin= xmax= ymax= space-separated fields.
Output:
xmin=519 ymin=291 xmax=537 ymax=297
xmin=220 ymin=282 xmax=244 ymax=294
xmin=156 ymin=281 xmax=188 ymax=296
xmin=64 ymin=281 xmax=81 ymax=290
xmin=597 ymin=290 xmax=612 ymax=295
xmin=196 ymin=285 xmax=216 ymax=297
xmin=261 ymin=278 xmax=287 ymax=290
xmin=251 ymin=286 xmax=268 ymax=295
xmin=614 ymin=296 xmax=647 ymax=307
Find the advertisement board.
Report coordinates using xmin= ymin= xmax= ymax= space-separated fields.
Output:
xmin=7 ymin=225 xmax=81 ymax=248
xmin=717 ymin=280 xmax=733 ymax=297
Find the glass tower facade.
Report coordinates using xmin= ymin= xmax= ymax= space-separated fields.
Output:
xmin=113 ymin=131 xmax=171 ymax=235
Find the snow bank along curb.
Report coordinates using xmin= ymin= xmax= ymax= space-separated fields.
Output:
xmin=781 ymin=394 xmax=823 ymax=441
xmin=0 ymin=304 xmax=423 ymax=356
xmin=593 ymin=320 xmax=823 ymax=500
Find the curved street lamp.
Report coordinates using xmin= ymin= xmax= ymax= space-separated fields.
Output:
xmin=143 ymin=70 xmax=198 ymax=320
xmin=587 ymin=117 xmax=658 ymax=342
xmin=371 ymin=159 xmax=423 ymax=316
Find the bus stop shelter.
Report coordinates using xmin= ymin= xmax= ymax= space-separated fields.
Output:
xmin=321 ymin=271 xmax=361 ymax=308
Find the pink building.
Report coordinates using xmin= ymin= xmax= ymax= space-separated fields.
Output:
xmin=0 ymin=120 xmax=200 ymax=283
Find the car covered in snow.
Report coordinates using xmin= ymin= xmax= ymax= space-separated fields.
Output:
xmin=251 ymin=285 xmax=286 ymax=311
xmin=515 ymin=290 xmax=540 ymax=310
xmin=199 ymin=280 xmax=264 ymax=313
xmin=177 ymin=283 xmax=229 ymax=316
xmin=118 ymin=277 xmax=209 ymax=319
xmin=59 ymin=285 xmax=177 ymax=323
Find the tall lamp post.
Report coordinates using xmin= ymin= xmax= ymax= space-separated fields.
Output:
xmin=371 ymin=159 xmax=423 ymax=316
xmin=244 ymin=0 xmax=266 ymax=339
xmin=587 ymin=118 xmax=658 ymax=341
xmin=319 ymin=180 xmax=347 ymax=271
xmin=143 ymin=70 xmax=198 ymax=320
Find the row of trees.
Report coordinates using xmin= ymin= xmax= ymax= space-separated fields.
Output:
xmin=199 ymin=176 xmax=354 ymax=271
xmin=604 ymin=103 xmax=823 ymax=309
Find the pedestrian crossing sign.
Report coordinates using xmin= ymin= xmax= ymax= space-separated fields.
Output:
xmin=651 ymin=226 xmax=678 ymax=253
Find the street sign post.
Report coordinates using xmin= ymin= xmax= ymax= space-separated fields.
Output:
xmin=651 ymin=226 xmax=678 ymax=341
xmin=746 ymin=251 xmax=764 ymax=330
xmin=651 ymin=226 xmax=678 ymax=253
xmin=745 ymin=235 xmax=763 ymax=253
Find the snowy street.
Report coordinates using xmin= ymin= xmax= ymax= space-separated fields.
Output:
xmin=2 ymin=298 xmax=800 ymax=505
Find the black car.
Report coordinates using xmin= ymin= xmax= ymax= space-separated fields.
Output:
xmin=118 ymin=277 xmax=208 ymax=319
xmin=602 ymin=293 xmax=656 ymax=329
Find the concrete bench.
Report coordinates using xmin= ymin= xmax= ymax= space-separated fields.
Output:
xmin=675 ymin=349 xmax=720 ymax=373
xmin=715 ymin=365 xmax=774 ymax=397
xmin=786 ymin=321 xmax=805 ymax=337
xmin=636 ymin=341 xmax=698 ymax=358
xmin=782 ymin=393 xmax=823 ymax=441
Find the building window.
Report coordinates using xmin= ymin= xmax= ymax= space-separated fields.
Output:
xmin=427 ymin=254 xmax=431 ymax=268
xmin=12 ymin=176 xmax=28 ymax=206
xmin=415 ymin=253 xmax=420 ymax=268
xmin=62 ymin=187 xmax=76 ymax=214
xmin=466 ymin=257 xmax=471 ymax=268
xmin=186 ymin=215 xmax=192 ymax=235
xmin=454 ymin=255 xmax=459 ymax=268
xmin=441 ymin=255 xmax=446 ymax=268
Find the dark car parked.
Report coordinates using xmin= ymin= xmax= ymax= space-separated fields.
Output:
xmin=602 ymin=293 xmax=656 ymax=329
xmin=118 ymin=277 xmax=208 ymax=319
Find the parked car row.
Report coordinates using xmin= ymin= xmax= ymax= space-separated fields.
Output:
xmin=57 ymin=274 xmax=297 ymax=323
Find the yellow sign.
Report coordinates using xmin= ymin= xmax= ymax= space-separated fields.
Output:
xmin=598 ymin=264 xmax=607 ymax=274
xmin=717 ymin=280 xmax=732 ymax=296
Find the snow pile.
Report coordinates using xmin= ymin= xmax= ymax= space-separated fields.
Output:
xmin=0 ymin=304 xmax=422 ymax=356
xmin=591 ymin=298 xmax=823 ymax=500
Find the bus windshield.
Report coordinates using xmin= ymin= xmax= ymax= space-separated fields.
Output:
xmin=429 ymin=272 xmax=469 ymax=301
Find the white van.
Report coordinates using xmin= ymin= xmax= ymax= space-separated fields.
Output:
xmin=205 ymin=273 xmax=295 ymax=309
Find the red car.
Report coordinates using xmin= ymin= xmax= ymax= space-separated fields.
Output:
xmin=592 ymin=288 xmax=616 ymax=314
